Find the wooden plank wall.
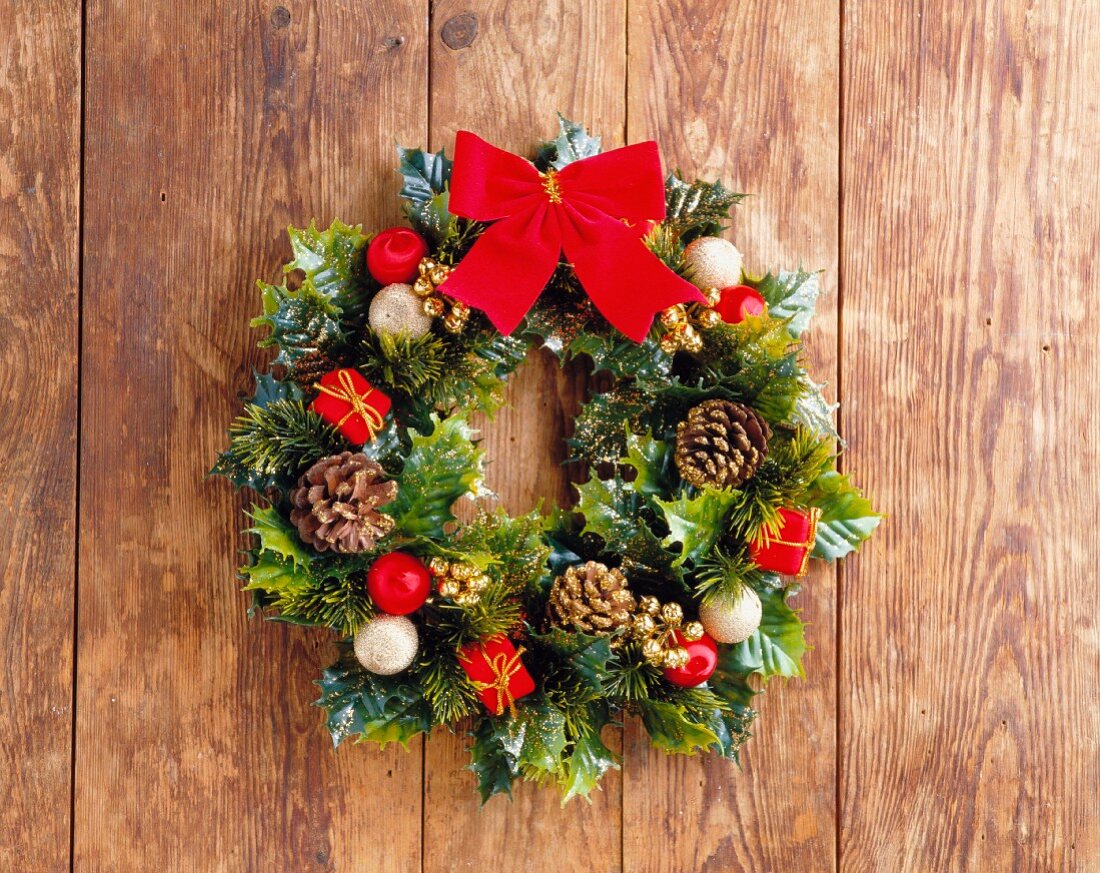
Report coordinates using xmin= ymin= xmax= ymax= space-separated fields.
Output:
xmin=0 ymin=0 xmax=1096 ymax=869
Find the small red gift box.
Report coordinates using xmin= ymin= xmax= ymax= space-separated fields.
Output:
xmin=457 ymin=635 xmax=535 ymax=716
xmin=749 ymin=507 xmax=821 ymax=576
xmin=310 ymin=368 xmax=391 ymax=445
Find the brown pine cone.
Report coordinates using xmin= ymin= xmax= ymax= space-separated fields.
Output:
xmin=674 ymin=398 xmax=771 ymax=489
xmin=289 ymin=452 xmax=398 ymax=554
xmin=548 ymin=561 xmax=636 ymax=634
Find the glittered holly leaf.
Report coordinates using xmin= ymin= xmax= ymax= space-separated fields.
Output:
xmin=706 ymin=651 xmax=759 ymax=760
xmin=638 ymin=699 xmax=720 ymax=755
xmin=655 ymin=489 xmax=738 ymax=567
xmin=751 ymin=269 xmax=821 ymax=337
xmin=726 ymin=586 xmax=807 ymax=680
xmin=622 ymin=430 xmax=675 ymax=497
xmin=284 ymin=220 xmax=371 ymax=315
xmin=575 ymin=476 xmax=676 ymax=580
xmin=569 ymin=384 xmax=649 ymax=465
xmin=457 ymin=509 xmax=550 ymax=596
xmin=246 ymin=505 xmax=313 ymax=568
xmin=537 ymin=114 xmax=601 ymax=170
xmin=315 ymin=646 xmax=433 ymax=750
xmin=252 ymin=280 xmax=347 ymax=379
xmin=664 ymin=175 xmax=745 ymax=241
xmin=389 ymin=413 xmax=485 ymax=538
xmin=792 ymin=373 xmax=841 ymax=442
xmin=512 ymin=698 xmax=568 ymax=776
xmin=807 ymin=469 xmax=881 ymax=560
xmin=397 ymin=145 xmax=452 ymax=202
xmin=561 ymin=725 xmax=619 ymax=804
xmin=566 ymin=331 xmax=672 ymax=381
xmin=468 ymin=715 xmax=520 ymax=803
xmin=532 ymin=628 xmax=615 ymax=695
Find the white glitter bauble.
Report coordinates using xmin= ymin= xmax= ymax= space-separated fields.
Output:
xmin=368 ymin=283 xmax=433 ymax=338
xmin=698 ymin=586 xmax=762 ymax=644
xmin=683 ymin=236 xmax=744 ymax=291
xmin=353 ymin=614 xmax=419 ymax=675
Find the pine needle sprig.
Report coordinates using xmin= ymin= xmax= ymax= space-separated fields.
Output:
xmin=693 ymin=548 xmax=766 ymax=606
xmin=413 ymin=634 xmax=478 ymax=723
xmin=267 ymin=569 xmax=375 ymax=636
xmin=219 ymin=399 xmax=345 ymax=486
xmin=426 ymin=580 xmax=522 ymax=649
xmin=602 ymin=643 xmax=663 ymax=703
xmin=360 ymin=331 xmax=448 ymax=395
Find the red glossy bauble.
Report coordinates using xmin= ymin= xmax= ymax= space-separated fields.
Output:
xmin=714 ymin=285 xmax=767 ymax=324
xmin=367 ymin=228 xmax=428 ymax=284
xmin=662 ymin=629 xmax=719 ymax=687
xmin=366 ymin=552 xmax=431 ymax=615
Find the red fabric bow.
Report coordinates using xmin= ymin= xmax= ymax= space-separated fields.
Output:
xmin=438 ymin=131 xmax=705 ymax=342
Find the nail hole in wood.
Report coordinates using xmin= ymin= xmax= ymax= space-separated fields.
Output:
xmin=160 ymin=191 xmax=166 ymax=202
xmin=985 ymin=317 xmax=992 ymax=326
xmin=1042 ymin=344 xmax=1051 ymax=352
xmin=270 ymin=6 xmax=290 ymax=28
xmin=382 ymin=35 xmax=405 ymax=48
xmin=441 ymin=13 xmax=478 ymax=50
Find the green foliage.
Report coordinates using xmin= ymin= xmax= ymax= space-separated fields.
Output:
xmin=422 ymin=579 xmax=523 ymax=649
xmin=560 ymin=722 xmax=619 ymax=803
xmin=663 ymin=175 xmax=745 ymax=241
xmin=389 ymin=414 xmax=484 ymax=538
xmin=360 ymin=331 xmax=448 ymax=395
xmin=656 ymin=489 xmax=739 ymax=567
xmin=252 ymin=281 xmax=347 ymax=380
xmin=536 ymin=114 xmax=601 ymax=170
xmin=240 ymin=550 xmax=312 ymax=599
xmin=569 ymin=384 xmax=649 ymax=464
xmin=456 ymin=509 xmax=550 ymax=596
xmin=246 ymin=505 xmax=313 ymax=568
xmin=284 ymin=220 xmax=371 ymax=316
xmin=213 ymin=400 xmax=345 ymax=491
xmin=414 ymin=634 xmax=478 ymax=723
xmin=793 ymin=373 xmax=841 ymax=442
xmin=725 ymin=586 xmax=808 ymax=680
xmin=807 ymin=469 xmax=882 ymax=559
xmin=751 ymin=270 xmax=821 ymax=337
xmin=637 ymin=699 xmax=720 ymax=755
xmin=396 ymin=145 xmax=452 ymax=202
xmin=316 ymin=645 xmax=432 ymax=749
xmin=622 ymin=430 xmax=675 ymax=497
xmin=468 ymin=714 xmax=522 ymax=802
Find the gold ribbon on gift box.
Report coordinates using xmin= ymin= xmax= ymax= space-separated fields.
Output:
xmin=313 ymin=369 xmax=385 ymax=439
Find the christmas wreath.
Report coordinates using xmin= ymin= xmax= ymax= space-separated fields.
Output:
xmin=214 ymin=117 xmax=880 ymax=803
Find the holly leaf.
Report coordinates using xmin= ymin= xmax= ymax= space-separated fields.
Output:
xmin=468 ymin=716 xmax=520 ymax=803
xmin=250 ymin=371 xmax=303 ymax=407
xmin=792 ymin=373 xmax=841 ymax=442
xmin=239 ymin=550 xmax=312 ymax=595
xmin=751 ymin=270 xmax=821 ymax=337
xmin=537 ymin=114 xmax=601 ymax=170
xmin=638 ymin=699 xmax=720 ymax=755
xmin=389 ymin=414 xmax=485 ymax=538
xmin=566 ymin=331 xmax=671 ymax=381
xmin=655 ymin=489 xmax=738 ymax=567
xmin=246 ymin=505 xmax=312 ymax=567
xmin=622 ymin=430 xmax=675 ymax=497
xmin=514 ymin=699 xmax=568 ymax=775
xmin=396 ymin=145 xmax=452 ymax=202
xmin=706 ymin=652 xmax=759 ymax=760
xmin=315 ymin=647 xmax=432 ymax=750
xmin=560 ymin=726 xmax=619 ymax=804
xmin=569 ymin=384 xmax=649 ymax=464
xmin=284 ymin=220 xmax=371 ymax=314
xmin=252 ymin=281 xmax=346 ymax=373
xmin=807 ymin=470 xmax=881 ymax=559
xmin=664 ymin=175 xmax=745 ymax=240
xmin=725 ymin=586 xmax=807 ymax=680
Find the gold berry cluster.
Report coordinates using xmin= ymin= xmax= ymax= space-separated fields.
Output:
xmin=413 ymin=258 xmax=470 ymax=333
xmin=429 ymin=557 xmax=489 ymax=606
xmin=631 ymin=596 xmax=704 ymax=669
xmin=658 ymin=287 xmax=723 ymax=353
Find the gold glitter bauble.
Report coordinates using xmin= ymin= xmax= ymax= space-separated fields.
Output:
xmin=699 ymin=586 xmax=762 ymax=644
xmin=368 ymin=283 xmax=433 ymax=338
xmin=353 ymin=614 xmax=419 ymax=675
xmin=683 ymin=236 xmax=743 ymax=291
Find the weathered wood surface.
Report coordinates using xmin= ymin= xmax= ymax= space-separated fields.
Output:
xmin=0 ymin=2 xmax=81 ymax=871
xmin=76 ymin=2 xmax=427 ymax=869
xmin=2 ymin=0 xmax=1097 ymax=869
xmin=840 ymin=1 xmax=1100 ymax=870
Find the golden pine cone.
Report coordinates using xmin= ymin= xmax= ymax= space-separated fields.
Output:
xmin=548 ymin=561 xmax=636 ymax=634
xmin=674 ymin=398 xmax=771 ymax=489
xmin=289 ymin=452 xmax=397 ymax=554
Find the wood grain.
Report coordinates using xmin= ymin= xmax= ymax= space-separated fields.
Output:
xmin=76 ymin=2 xmax=427 ymax=869
xmin=0 ymin=2 xmax=80 ymax=870
xmin=625 ymin=1 xmax=841 ymax=870
xmin=422 ymin=2 xmax=625 ymax=871
xmin=840 ymin=0 xmax=1100 ymax=870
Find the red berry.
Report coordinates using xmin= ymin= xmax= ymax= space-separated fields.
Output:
xmin=662 ymin=630 xmax=718 ymax=687
xmin=366 ymin=552 xmax=431 ymax=615
xmin=367 ymin=228 xmax=428 ymax=284
xmin=714 ymin=285 xmax=767 ymax=324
